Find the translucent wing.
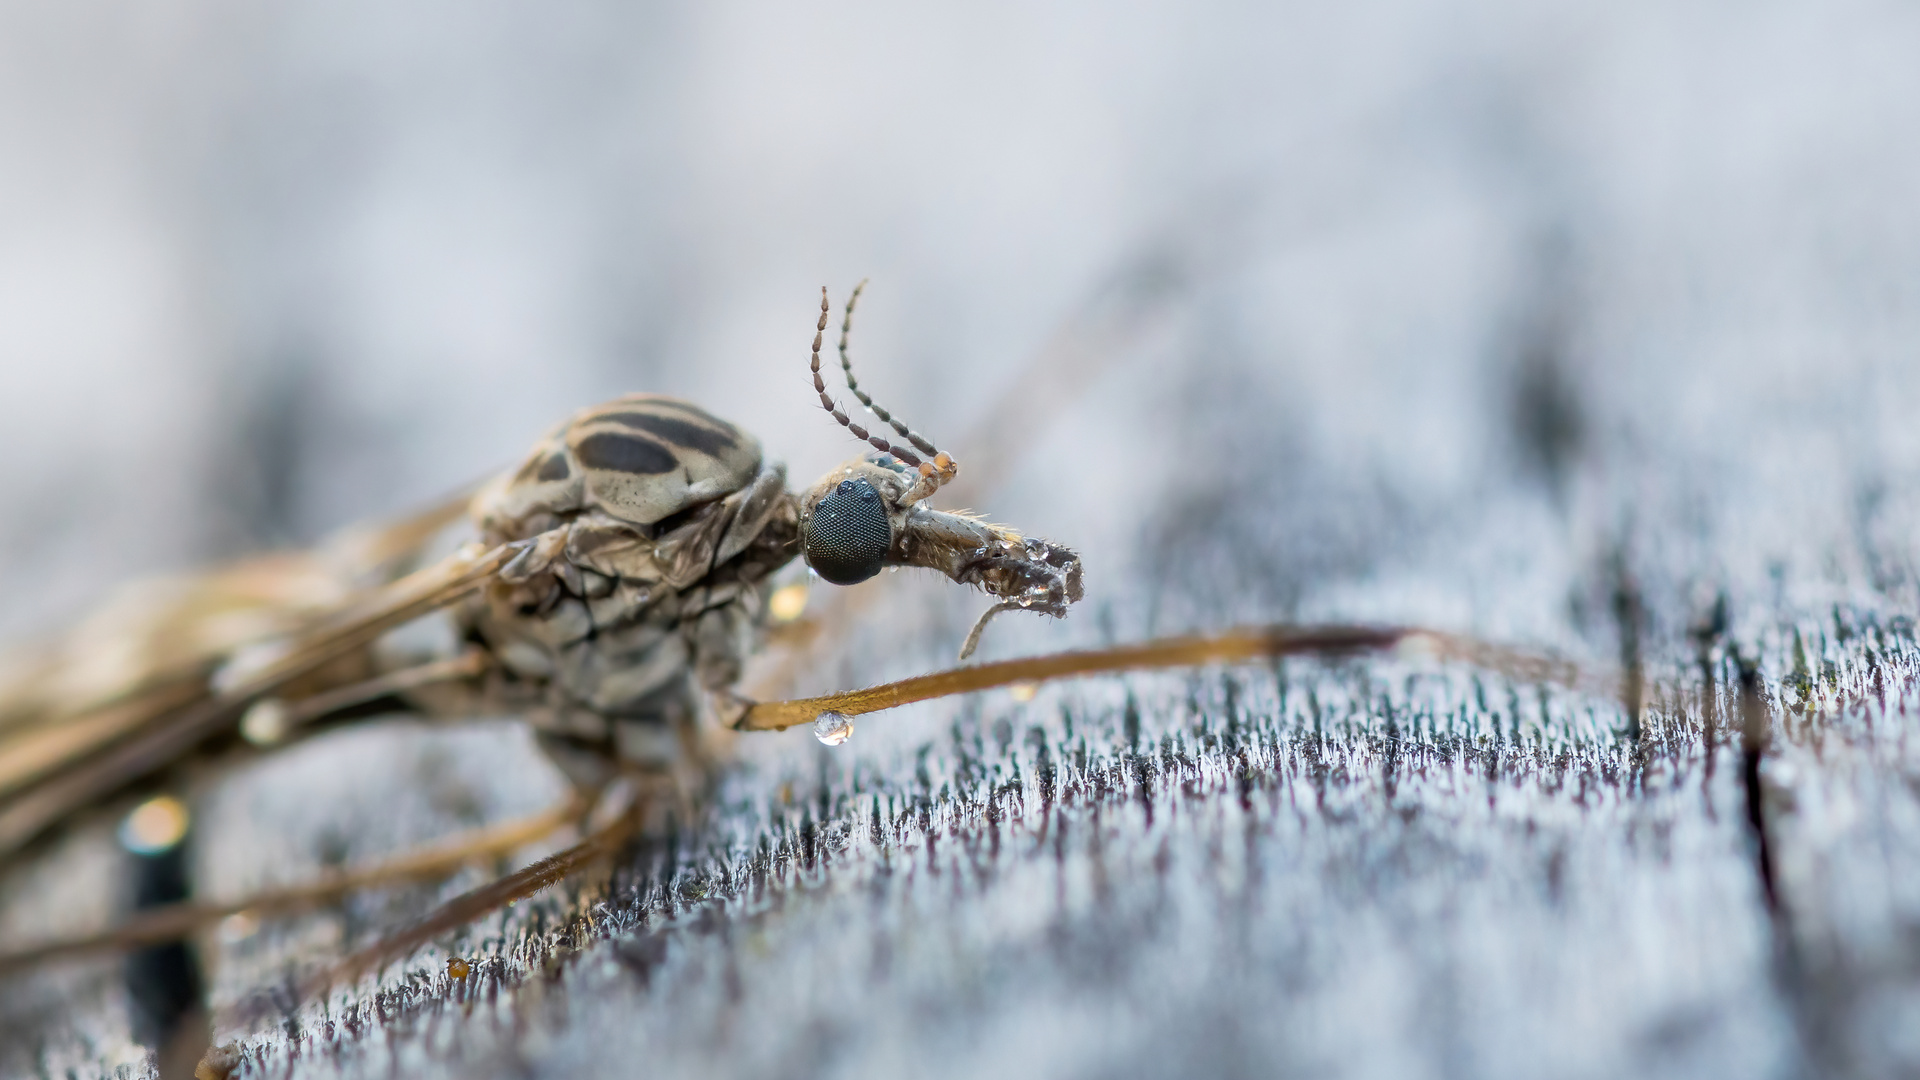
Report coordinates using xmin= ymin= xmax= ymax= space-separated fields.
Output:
xmin=0 ymin=493 xmax=491 ymax=861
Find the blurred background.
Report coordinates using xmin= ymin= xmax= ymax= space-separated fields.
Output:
xmin=4 ymin=0 xmax=1917 ymax=652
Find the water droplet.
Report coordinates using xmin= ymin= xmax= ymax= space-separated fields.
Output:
xmin=240 ymin=697 xmax=292 ymax=746
xmin=813 ymin=711 xmax=855 ymax=746
xmin=1394 ymin=632 xmax=1440 ymax=663
xmin=217 ymin=911 xmax=260 ymax=944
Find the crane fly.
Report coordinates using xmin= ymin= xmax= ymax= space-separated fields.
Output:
xmin=0 ymin=285 xmax=1077 ymax=864
xmin=0 ymin=285 xmax=1622 ymax=1069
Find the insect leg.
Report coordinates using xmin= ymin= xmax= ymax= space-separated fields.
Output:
xmin=120 ymin=797 xmax=205 ymax=1072
xmin=237 ymin=649 xmax=492 ymax=746
xmin=0 ymin=795 xmax=582 ymax=974
xmin=735 ymin=624 xmax=1607 ymax=732
xmin=217 ymin=803 xmax=640 ymax=1031
xmin=0 ymin=540 xmax=520 ymax=860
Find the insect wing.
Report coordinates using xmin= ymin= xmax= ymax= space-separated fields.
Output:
xmin=0 ymin=495 xmax=489 ymax=861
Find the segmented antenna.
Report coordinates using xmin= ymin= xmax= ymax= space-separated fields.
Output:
xmin=838 ymin=280 xmax=943 ymax=461
xmin=809 ymin=286 xmax=959 ymax=500
xmin=810 ymin=287 xmax=927 ymax=466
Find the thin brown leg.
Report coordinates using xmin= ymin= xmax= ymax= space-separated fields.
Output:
xmin=218 ymin=807 xmax=640 ymax=1029
xmin=0 ymin=795 xmax=581 ymax=974
xmin=245 ymin=649 xmax=492 ymax=743
xmin=0 ymin=541 xmax=519 ymax=861
xmin=33 ymin=628 xmax=1597 ymax=992
xmin=737 ymin=624 xmax=1612 ymax=732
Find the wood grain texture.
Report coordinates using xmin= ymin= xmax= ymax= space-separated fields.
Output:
xmin=7 ymin=462 xmax=1920 ymax=1079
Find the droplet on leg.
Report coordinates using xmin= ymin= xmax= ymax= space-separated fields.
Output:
xmin=813 ymin=711 xmax=855 ymax=746
xmin=218 ymin=911 xmax=259 ymax=944
xmin=240 ymin=698 xmax=291 ymax=746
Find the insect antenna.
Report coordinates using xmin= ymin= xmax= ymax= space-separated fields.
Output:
xmin=838 ymin=281 xmax=945 ymax=461
xmin=809 ymin=286 xmax=958 ymax=498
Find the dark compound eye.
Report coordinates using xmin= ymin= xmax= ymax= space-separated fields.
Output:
xmin=805 ymin=476 xmax=891 ymax=585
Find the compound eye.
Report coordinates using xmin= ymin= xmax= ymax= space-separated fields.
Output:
xmin=804 ymin=477 xmax=891 ymax=585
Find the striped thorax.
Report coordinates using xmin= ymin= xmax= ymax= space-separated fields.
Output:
xmin=464 ymin=396 xmax=797 ymax=786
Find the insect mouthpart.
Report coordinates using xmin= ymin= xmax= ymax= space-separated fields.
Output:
xmin=804 ymin=476 xmax=892 ymax=585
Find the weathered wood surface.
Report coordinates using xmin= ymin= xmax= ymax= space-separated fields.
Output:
xmin=9 ymin=430 xmax=1920 ymax=1080
xmin=5 ymin=1 xmax=1920 ymax=1077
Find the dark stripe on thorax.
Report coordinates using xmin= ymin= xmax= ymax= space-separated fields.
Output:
xmin=574 ymin=431 xmax=678 ymax=474
xmin=597 ymin=412 xmax=738 ymax=455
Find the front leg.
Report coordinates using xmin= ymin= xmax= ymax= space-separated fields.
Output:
xmin=705 ymin=686 xmax=756 ymax=730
